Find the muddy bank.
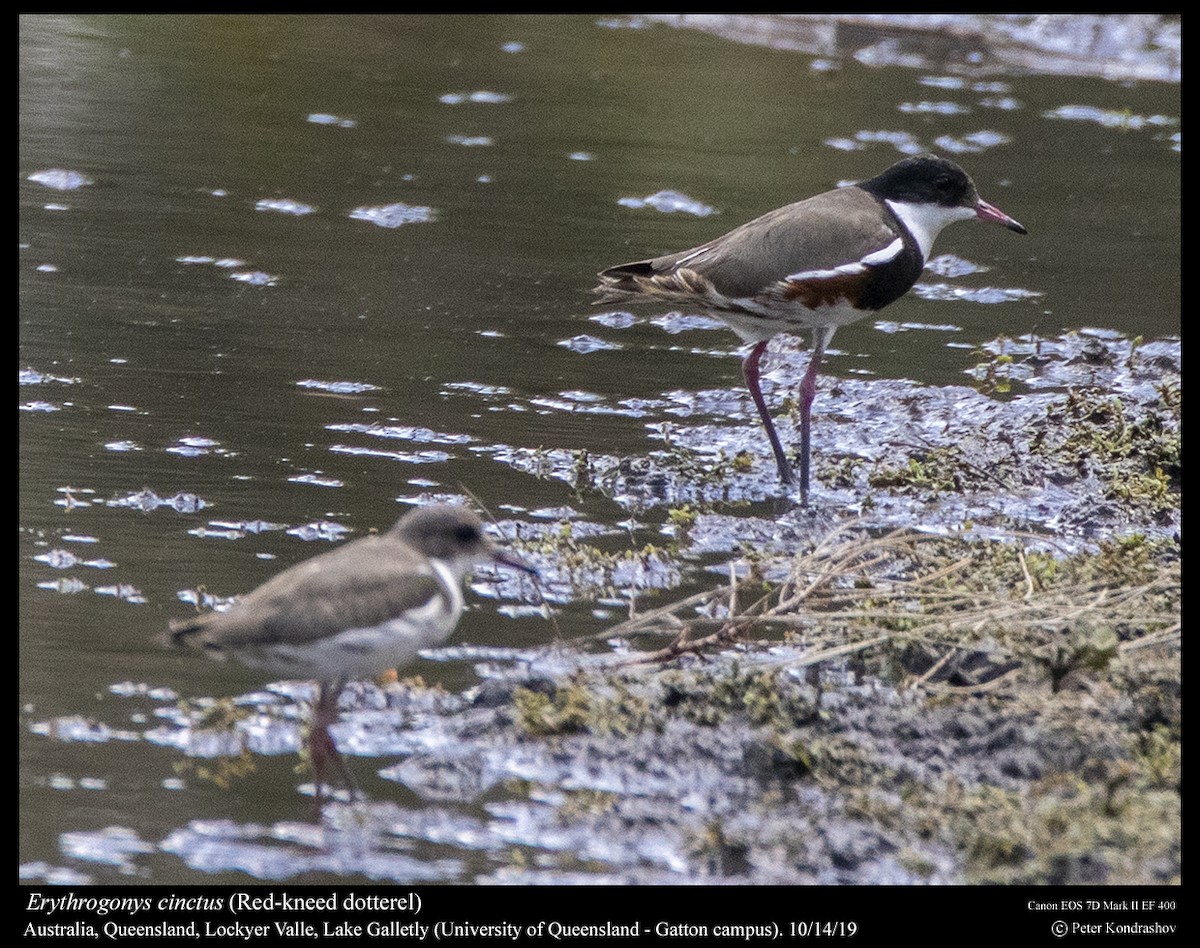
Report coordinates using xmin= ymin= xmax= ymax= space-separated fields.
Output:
xmin=143 ymin=528 xmax=1178 ymax=884
xmin=489 ymin=330 xmax=1179 ymax=554
xmin=34 ymin=329 xmax=1180 ymax=884
xmin=147 ymin=490 xmax=1177 ymax=883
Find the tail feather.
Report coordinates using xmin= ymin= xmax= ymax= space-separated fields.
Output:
xmin=596 ymin=260 xmax=654 ymax=286
xmin=166 ymin=613 xmax=214 ymax=648
xmin=594 ymin=264 xmax=716 ymax=308
xmin=593 ymin=261 xmax=657 ymax=303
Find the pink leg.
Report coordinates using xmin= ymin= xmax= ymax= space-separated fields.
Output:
xmin=309 ymin=680 xmax=356 ymax=803
xmin=797 ymin=328 xmax=833 ymax=506
xmin=743 ymin=340 xmax=794 ymax=485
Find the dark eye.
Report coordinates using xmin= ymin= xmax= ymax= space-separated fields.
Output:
xmin=454 ymin=525 xmax=480 ymax=543
xmin=935 ymin=175 xmax=954 ymax=192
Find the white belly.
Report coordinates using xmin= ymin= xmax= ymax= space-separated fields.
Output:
xmin=715 ymin=297 xmax=868 ymax=343
xmin=232 ymin=562 xmax=465 ymax=683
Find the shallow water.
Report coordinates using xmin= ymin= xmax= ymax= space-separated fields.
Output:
xmin=20 ymin=14 xmax=1179 ymax=884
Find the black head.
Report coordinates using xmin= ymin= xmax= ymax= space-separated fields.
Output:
xmin=859 ymin=154 xmax=1027 ymax=234
xmin=859 ymin=155 xmax=979 ymax=209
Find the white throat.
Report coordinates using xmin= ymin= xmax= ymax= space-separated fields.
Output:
xmin=431 ymin=555 xmax=471 ymax=592
xmin=886 ymin=199 xmax=976 ymax=262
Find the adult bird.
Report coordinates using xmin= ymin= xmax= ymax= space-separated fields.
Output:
xmin=168 ymin=504 xmax=535 ymax=797
xmin=594 ymin=154 xmax=1026 ymax=503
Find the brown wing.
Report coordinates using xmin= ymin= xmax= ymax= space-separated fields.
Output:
xmin=596 ymin=187 xmax=898 ymax=301
xmin=168 ymin=535 xmax=444 ymax=650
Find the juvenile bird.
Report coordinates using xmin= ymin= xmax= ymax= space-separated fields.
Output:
xmin=169 ymin=504 xmax=535 ymax=796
